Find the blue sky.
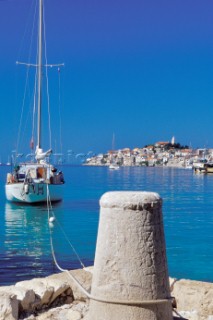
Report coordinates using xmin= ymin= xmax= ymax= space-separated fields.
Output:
xmin=0 ymin=0 xmax=213 ymax=161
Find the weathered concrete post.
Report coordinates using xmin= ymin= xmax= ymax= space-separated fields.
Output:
xmin=86 ymin=191 xmax=173 ymax=320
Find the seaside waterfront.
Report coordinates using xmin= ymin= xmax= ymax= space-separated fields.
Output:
xmin=0 ymin=165 xmax=213 ymax=285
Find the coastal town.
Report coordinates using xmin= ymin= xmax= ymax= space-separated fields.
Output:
xmin=84 ymin=137 xmax=212 ymax=169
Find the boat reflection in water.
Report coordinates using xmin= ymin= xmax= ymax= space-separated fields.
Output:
xmin=3 ymin=203 xmax=56 ymax=284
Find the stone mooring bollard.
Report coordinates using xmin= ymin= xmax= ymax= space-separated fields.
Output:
xmin=86 ymin=191 xmax=173 ymax=320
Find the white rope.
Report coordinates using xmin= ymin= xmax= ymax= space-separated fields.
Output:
xmin=46 ymin=185 xmax=172 ymax=307
xmin=46 ymin=186 xmax=85 ymax=268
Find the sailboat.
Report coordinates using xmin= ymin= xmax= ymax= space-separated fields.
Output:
xmin=109 ymin=133 xmax=120 ymax=170
xmin=5 ymin=0 xmax=65 ymax=203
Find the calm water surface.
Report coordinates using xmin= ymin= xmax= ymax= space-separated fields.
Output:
xmin=0 ymin=165 xmax=213 ymax=285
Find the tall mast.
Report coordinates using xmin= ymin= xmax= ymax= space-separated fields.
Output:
xmin=37 ymin=0 xmax=43 ymax=149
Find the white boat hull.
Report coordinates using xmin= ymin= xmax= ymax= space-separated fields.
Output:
xmin=5 ymin=182 xmax=64 ymax=203
xmin=109 ymin=164 xmax=120 ymax=170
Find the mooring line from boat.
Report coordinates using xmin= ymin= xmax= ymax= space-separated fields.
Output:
xmin=46 ymin=185 xmax=174 ymax=307
xmin=46 ymin=185 xmax=85 ymax=269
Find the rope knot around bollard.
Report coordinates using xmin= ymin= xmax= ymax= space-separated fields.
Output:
xmin=88 ymin=295 xmax=174 ymax=307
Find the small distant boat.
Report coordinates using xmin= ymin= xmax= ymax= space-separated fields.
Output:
xmin=5 ymin=156 xmax=11 ymax=166
xmin=184 ymin=159 xmax=193 ymax=169
xmin=193 ymin=159 xmax=207 ymax=174
xmin=184 ymin=162 xmax=193 ymax=169
xmin=109 ymin=133 xmax=120 ymax=170
xmin=5 ymin=0 xmax=65 ymax=203
xmin=193 ymin=159 xmax=213 ymax=174
xmin=185 ymin=165 xmax=193 ymax=169
xmin=109 ymin=163 xmax=120 ymax=170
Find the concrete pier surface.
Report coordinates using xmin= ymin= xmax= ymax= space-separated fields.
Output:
xmin=86 ymin=191 xmax=173 ymax=320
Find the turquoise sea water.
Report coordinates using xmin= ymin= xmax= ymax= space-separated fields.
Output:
xmin=0 ymin=165 xmax=213 ymax=285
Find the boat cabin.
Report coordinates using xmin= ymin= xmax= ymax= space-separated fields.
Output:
xmin=7 ymin=163 xmax=64 ymax=185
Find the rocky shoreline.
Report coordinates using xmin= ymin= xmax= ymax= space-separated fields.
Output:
xmin=1 ymin=267 xmax=213 ymax=320
xmin=0 ymin=267 xmax=92 ymax=320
